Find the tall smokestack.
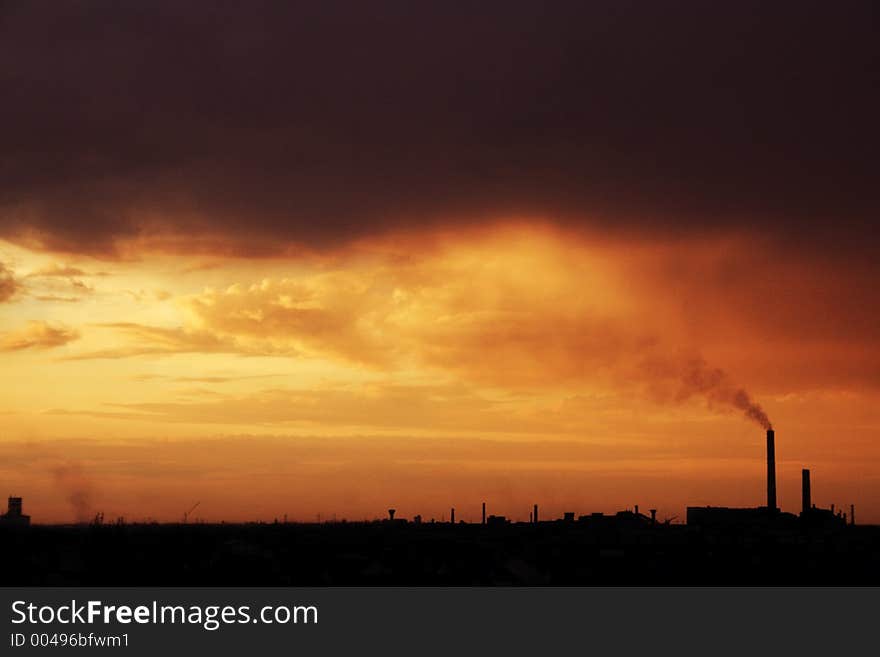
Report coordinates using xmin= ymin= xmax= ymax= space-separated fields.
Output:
xmin=851 ymin=504 xmax=855 ymax=526
xmin=450 ymin=507 xmax=455 ymax=524
xmin=482 ymin=502 xmax=486 ymax=525
xmin=766 ymin=429 xmax=776 ymax=511
xmin=802 ymin=469 xmax=811 ymax=515
xmin=533 ymin=504 xmax=538 ymax=524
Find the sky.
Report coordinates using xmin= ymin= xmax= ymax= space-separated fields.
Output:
xmin=0 ymin=1 xmax=878 ymax=523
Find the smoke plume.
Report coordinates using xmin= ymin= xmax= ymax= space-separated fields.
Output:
xmin=52 ymin=463 xmax=95 ymax=522
xmin=642 ymin=356 xmax=772 ymax=430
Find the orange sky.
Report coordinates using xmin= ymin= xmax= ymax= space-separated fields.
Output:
xmin=1 ymin=223 xmax=877 ymax=524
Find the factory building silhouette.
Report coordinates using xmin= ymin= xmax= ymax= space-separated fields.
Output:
xmin=685 ymin=429 xmax=847 ymax=529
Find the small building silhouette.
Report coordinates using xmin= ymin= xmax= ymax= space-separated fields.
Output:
xmin=1 ymin=497 xmax=30 ymax=527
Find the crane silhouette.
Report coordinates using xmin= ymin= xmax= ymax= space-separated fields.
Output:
xmin=183 ymin=501 xmax=200 ymax=524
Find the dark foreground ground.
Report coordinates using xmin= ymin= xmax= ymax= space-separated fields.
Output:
xmin=2 ymin=520 xmax=879 ymax=585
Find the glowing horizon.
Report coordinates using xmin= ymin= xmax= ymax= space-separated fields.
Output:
xmin=1 ymin=223 xmax=877 ymax=524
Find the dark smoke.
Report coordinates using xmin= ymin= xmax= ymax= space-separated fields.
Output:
xmin=52 ymin=463 xmax=95 ymax=522
xmin=642 ymin=356 xmax=772 ymax=430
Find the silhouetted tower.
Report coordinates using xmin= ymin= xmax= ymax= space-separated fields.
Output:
xmin=650 ymin=509 xmax=657 ymax=525
xmin=388 ymin=509 xmax=395 ymax=521
xmin=635 ymin=504 xmax=639 ymax=516
xmin=802 ymin=469 xmax=811 ymax=515
xmin=1 ymin=497 xmax=30 ymax=526
xmin=533 ymin=504 xmax=538 ymax=524
xmin=450 ymin=507 xmax=455 ymax=524
xmin=482 ymin=502 xmax=486 ymax=525
xmin=766 ymin=429 xmax=777 ymax=510
xmin=851 ymin=504 xmax=855 ymax=525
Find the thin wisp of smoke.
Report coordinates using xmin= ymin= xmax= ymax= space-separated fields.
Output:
xmin=52 ymin=463 xmax=95 ymax=523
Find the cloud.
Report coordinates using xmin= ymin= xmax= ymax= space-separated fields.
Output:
xmin=183 ymin=277 xmax=403 ymax=367
xmin=52 ymin=382 xmax=543 ymax=434
xmin=32 ymin=295 xmax=84 ymax=303
xmin=172 ymin=374 xmax=281 ymax=384
xmin=16 ymin=262 xmax=100 ymax=302
xmin=70 ymin=232 xmax=644 ymax=378
xmin=0 ymin=2 xmax=876 ymax=258
xmin=130 ymin=373 xmax=282 ymax=384
xmin=123 ymin=289 xmax=172 ymax=303
xmin=26 ymin=264 xmax=95 ymax=278
xmin=0 ymin=321 xmax=80 ymax=351
xmin=0 ymin=263 xmax=19 ymax=302
xmin=62 ymin=322 xmax=249 ymax=360
xmin=66 ymin=228 xmax=879 ymax=398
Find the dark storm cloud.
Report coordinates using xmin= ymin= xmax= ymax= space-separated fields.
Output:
xmin=0 ymin=1 xmax=877 ymax=255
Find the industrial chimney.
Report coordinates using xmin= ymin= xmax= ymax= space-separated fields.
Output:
xmin=766 ymin=429 xmax=777 ymax=511
xmin=533 ymin=504 xmax=538 ymax=524
xmin=802 ymin=469 xmax=811 ymax=515
xmin=450 ymin=507 xmax=455 ymax=524
xmin=482 ymin=502 xmax=486 ymax=525
xmin=388 ymin=508 xmax=395 ymax=521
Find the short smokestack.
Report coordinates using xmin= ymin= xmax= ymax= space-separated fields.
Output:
xmin=533 ymin=504 xmax=538 ymax=524
xmin=634 ymin=504 xmax=639 ymax=517
xmin=650 ymin=509 xmax=657 ymax=525
xmin=388 ymin=508 xmax=395 ymax=521
xmin=450 ymin=507 xmax=455 ymax=524
xmin=766 ymin=429 xmax=777 ymax=511
xmin=482 ymin=502 xmax=486 ymax=525
xmin=802 ymin=469 xmax=811 ymax=515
